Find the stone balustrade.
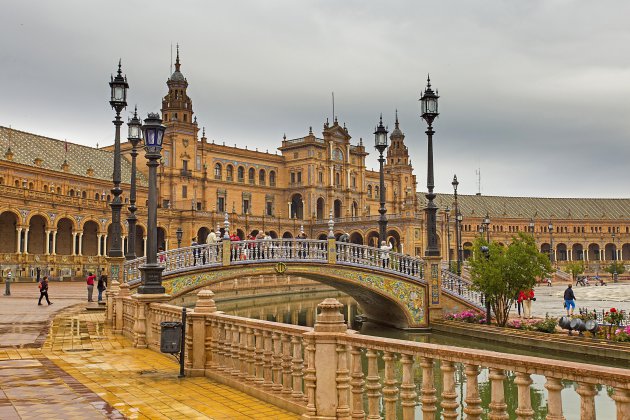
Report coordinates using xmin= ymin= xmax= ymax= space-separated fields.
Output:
xmin=109 ymin=289 xmax=630 ymax=419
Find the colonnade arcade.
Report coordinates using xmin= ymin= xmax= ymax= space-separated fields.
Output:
xmin=0 ymin=210 xmax=149 ymax=257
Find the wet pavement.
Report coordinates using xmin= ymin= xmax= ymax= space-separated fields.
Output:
xmin=0 ymin=283 xmax=298 ymax=419
xmin=530 ymin=282 xmax=630 ymax=318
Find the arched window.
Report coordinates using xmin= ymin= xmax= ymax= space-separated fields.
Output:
xmin=237 ymin=166 xmax=245 ymax=182
xmin=269 ymin=171 xmax=276 ymax=187
xmin=248 ymin=167 xmax=255 ymax=184
xmin=82 ymin=191 xmax=86 ymax=198
xmin=95 ymin=193 xmax=100 ymax=200
xmin=367 ymin=185 xmax=372 ymax=198
xmin=69 ymin=189 xmax=74 ymax=197
xmin=14 ymin=180 xmax=19 ymax=187
xmin=28 ymin=182 xmax=34 ymax=190
xmin=375 ymin=186 xmax=380 ymax=199
xmin=335 ymin=172 xmax=341 ymax=186
xmin=259 ymin=169 xmax=266 ymax=185
xmin=43 ymin=184 xmax=47 ymax=192
xmin=226 ymin=165 xmax=234 ymax=181
xmin=214 ymin=163 xmax=222 ymax=180
xmin=0 ymin=177 xmax=4 ymax=185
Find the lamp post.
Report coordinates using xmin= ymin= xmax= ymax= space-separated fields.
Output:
xmin=482 ymin=213 xmax=491 ymax=242
xmin=125 ymin=107 xmax=142 ymax=260
xmin=445 ymin=206 xmax=452 ymax=269
xmin=138 ymin=113 xmax=166 ymax=294
xmin=420 ymin=76 xmax=440 ymax=257
xmin=612 ymin=231 xmax=618 ymax=282
xmin=452 ymin=175 xmax=463 ymax=276
xmin=548 ymin=221 xmax=554 ymax=267
xmin=176 ymin=227 xmax=183 ymax=248
xmin=529 ymin=218 xmax=535 ymax=236
xmin=108 ymin=60 xmax=129 ymax=258
xmin=374 ymin=115 xmax=389 ymax=244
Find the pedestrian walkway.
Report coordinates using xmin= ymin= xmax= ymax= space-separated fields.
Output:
xmin=0 ymin=284 xmax=298 ymax=419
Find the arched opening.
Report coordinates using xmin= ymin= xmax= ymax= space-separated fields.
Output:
xmin=236 ymin=229 xmax=245 ymax=241
xmin=135 ymin=225 xmax=145 ymax=257
xmin=463 ymin=242 xmax=473 ymax=259
xmin=237 ymin=166 xmax=245 ymax=182
xmin=334 ymin=199 xmax=342 ymax=219
xmin=214 ymin=163 xmax=222 ymax=180
xmin=291 ymin=194 xmax=303 ymax=219
xmin=367 ymin=185 xmax=372 ymax=198
xmin=572 ymin=243 xmax=584 ymax=261
xmin=0 ymin=211 xmax=19 ymax=253
xmin=540 ymin=243 xmax=551 ymax=260
xmin=282 ymin=231 xmax=293 ymax=239
xmin=604 ymin=243 xmax=616 ymax=261
xmin=259 ymin=169 xmax=266 ymax=185
xmin=26 ymin=215 xmax=46 ymax=254
xmin=82 ymin=221 xmax=99 ymax=256
xmin=197 ymin=227 xmax=211 ymax=244
xmin=588 ymin=243 xmax=600 ymax=261
xmin=157 ymin=227 xmax=166 ymax=250
xmin=56 ymin=218 xmax=74 ymax=255
xmin=268 ymin=230 xmax=278 ymax=239
xmin=248 ymin=167 xmax=256 ymax=184
xmin=106 ymin=224 xmax=115 ymax=255
xmin=366 ymin=231 xmax=380 ymax=248
xmin=351 ymin=201 xmax=359 ymax=218
xmin=622 ymin=243 xmax=630 ymax=261
xmin=269 ymin=171 xmax=276 ymax=186
xmin=226 ymin=164 xmax=234 ymax=181
xmin=316 ymin=197 xmax=325 ymax=220
xmin=250 ymin=229 xmax=260 ymax=238
xmin=387 ymin=230 xmax=401 ymax=252
xmin=318 ymin=233 xmax=328 ymax=240
xmin=556 ymin=243 xmax=568 ymax=261
xmin=349 ymin=232 xmax=364 ymax=245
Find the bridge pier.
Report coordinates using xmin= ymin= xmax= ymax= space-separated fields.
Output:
xmin=426 ymin=255 xmax=444 ymax=321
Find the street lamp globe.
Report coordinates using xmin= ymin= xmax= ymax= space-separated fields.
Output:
xmin=529 ymin=218 xmax=535 ymax=233
xmin=109 ymin=60 xmax=128 ymax=111
xmin=127 ymin=107 xmax=143 ymax=144
xmin=142 ymin=113 xmax=165 ymax=154
xmin=483 ymin=213 xmax=491 ymax=227
xmin=420 ymin=75 xmax=439 ymax=125
xmin=176 ymin=227 xmax=183 ymax=247
xmin=374 ymin=115 xmax=388 ymax=154
xmin=548 ymin=222 xmax=553 ymax=232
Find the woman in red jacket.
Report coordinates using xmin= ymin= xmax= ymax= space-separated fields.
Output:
xmin=518 ymin=289 xmax=535 ymax=319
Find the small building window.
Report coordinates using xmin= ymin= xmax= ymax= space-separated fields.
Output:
xmin=226 ymin=165 xmax=234 ymax=181
xmin=182 ymin=185 xmax=188 ymax=199
xmin=269 ymin=171 xmax=276 ymax=187
xmin=214 ymin=163 xmax=222 ymax=180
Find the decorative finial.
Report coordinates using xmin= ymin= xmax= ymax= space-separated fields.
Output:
xmin=395 ymin=109 xmax=399 ymax=129
xmin=283 ymin=133 xmax=286 ymax=140
xmin=216 ymin=223 xmax=221 ymax=237
xmin=379 ymin=113 xmax=383 ymax=125
xmin=175 ymin=44 xmax=181 ymax=71
xmin=193 ymin=116 xmax=197 ymax=124
xmin=309 ymin=126 xmax=313 ymax=135
xmin=202 ymin=127 xmax=206 ymax=137
xmin=359 ymin=137 xmax=363 ymax=146
xmin=334 ymin=116 xmax=338 ymax=124
xmin=327 ymin=209 xmax=335 ymax=239
xmin=223 ymin=213 xmax=230 ymax=239
xmin=117 ymin=59 xmax=122 ymax=76
xmin=426 ymin=73 xmax=432 ymax=88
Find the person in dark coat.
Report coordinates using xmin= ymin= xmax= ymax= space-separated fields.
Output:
xmin=97 ymin=275 xmax=108 ymax=302
xmin=38 ymin=276 xmax=52 ymax=305
xmin=564 ymin=284 xmax=576 ymax=316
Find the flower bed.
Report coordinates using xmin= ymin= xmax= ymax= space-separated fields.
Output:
xmin=444 ymin=310 xmax=485 ymax=324
xmin=507 ymin=316 xmax=557 ymax=333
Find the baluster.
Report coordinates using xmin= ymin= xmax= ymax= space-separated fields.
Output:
xmin=611 ymin=388 xmax=630 ymax=420
xmin=366 ymin=349 xmax=381 ymax=420
xmin=383 ymin=351 xmax=399 ymax=420
xmin=281 ymin=334 xmax=292 ymax=395
xmin=400 ymin=353 xmax=417 ymax=420
xmin=245 ymin=327 xmax=256 ymax=380
xmin=239 ymin=325 xmax=249 ymax=377
xmin=302 ymin=334 xmax=316 ymax=415
xmin=576 ymin=382 xmax=597 ymax=420
xmin=290 ymin=335 xmax=304 ymax=400
xmin=545 ymin=377 xmax=566 ymax=420
xmin=441 ymin=360 xmax=458 ymax=419
xmin=230 ymin=324 xmax=240 ymax=376
xmin=209 ymin=319 xmax=220 ymax=370
xmin=253 ymin=329 xmax=264 ymax=385
xmin=489 ymin=368 xmax=508 ymax=419
xmin=464 ymin=364 xmax=482 ymax=419
xmin=262 ymin=330 xmax=274 ymax=389
xmin=350 ymin=346 xmax=365 ymax=419
xmin=514 ymin=372 xmax=534 ymax=420
xmin=220 ymin=322 xmax=231 ymax=373
xmin=271 ymin=332 xmax=283 ymax=391
xmin=420 ymin=357 xmax=437 ymax=419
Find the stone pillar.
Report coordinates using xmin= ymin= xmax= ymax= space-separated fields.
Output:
xmin=106 ymin=276 xmax=121 ymax=326
xmin=545 ymin=377 xmax=565 ymax=420
xmin=464 ymin=364 xmax=482 ymax=419
xmin=188 ymin=289 xmax=216 ymax=377
xmin=106 ymin=255 xmax=125 ymax=327
xmin=114 ymin=282 xmax=129 ymax=333
xmin=52 ymin=231 xmax=57 ymax=255
xmin=222 ymin=239 xmax=231 ymax=266
xmin=514 ymin=372 xmax=534 ymax=419
xmin=426 ymin=255 xmax=442 ymax=321
xmin=44 ymin=230 xmax=50 ymax=255
xmin=71 ymin=232 xmax=77 ymax=256
xmin=302 ymin=298 xmax=347 ymax=420
xmin=576 ymin=382 xmax=597 ymax=420
xmin=611 ymin=388 xmax=630 ymax=419
xmin=23 ymin=228 xmax=29 ymax=254
xmin=16 ymin=227 xmax=22 ymax=253
xmin=488 ymin=368 xmax=508 ymax=419
xmin=97 ymin=234 xmax=102 ymax=256
xmin=327 ymin=237 xmax=336 ymax=264
xmin=78 ymin=232 xmax=83 ymax=256
xmin=131 ymin=292 xmax=171 ymax=349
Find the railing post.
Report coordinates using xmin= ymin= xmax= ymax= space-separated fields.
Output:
xmin=440 ymin=360 xmax=458 ymax=419
xmin=383 ymin=351 xmax=399 ymax=420
xmin=350 ymin=346 xmax=365 ymax=419
xmin=114 ymin=283 xmax=129 ymax=334
xmin=514 ymin=372 xmax=534 ymax=420
xmin=328 ymin=238 xmax=337 ymax=264
xmin=222 ymin=238 xmax=231 ymax=266
xmin=488 ymin=368 xmax=508 ymax=419
xmin=302 ymin=298 xmax=348 ymax=420
xmin=544 ymin=377 xmax=566 ymax=420
xmin=106 ymin=276 xmax=120 ymax=325
xmin=400 ymin=353 xmax=417 ymax=420
xmin=611 ymin=388 xmax=630 ymax=420
xmin=188 ymin=289 xmax=216 ymax=377
xmin=576 ymin=382 xmax=597 ymax=420
xmin=426 ymin=255 xmax=443 ymax=322
xmin=420 ymin=357 xmax=437 ymax=420
xmin=464 ymin=364 xmax=482 ymax=419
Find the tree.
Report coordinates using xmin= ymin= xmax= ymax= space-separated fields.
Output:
xmin=603 ymin=261 xmax=625 ymax=278
xmin=468 ymin=232 xmax=552 ymax=326
xmin=565 ymin=261 xmax=585 ymax=282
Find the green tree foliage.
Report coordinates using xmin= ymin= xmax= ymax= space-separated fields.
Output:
xmin=603 ymin=261 xmax=625 ymax=276
xmin=565 ymin=261 xmax=585 ymax=281
xmin=468 ymin=232 xmax=552 ymax=326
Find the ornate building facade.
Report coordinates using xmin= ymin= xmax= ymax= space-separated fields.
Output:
xmin=1 ymin=51 xmax=628 ymax=279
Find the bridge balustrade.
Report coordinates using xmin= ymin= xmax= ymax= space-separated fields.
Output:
xmin=441 ymin=270 xmax=486 ymax=310
xmin=112 ymin=292 xmax=630 ymax=419
xmin=229 ymin=239 xmax=328 ymax=264
xmin=335 ymin=242 xmax=423 ymax=280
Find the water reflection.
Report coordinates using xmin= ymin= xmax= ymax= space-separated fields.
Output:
xmin=182 ymin=288 xmax=617 ymax=418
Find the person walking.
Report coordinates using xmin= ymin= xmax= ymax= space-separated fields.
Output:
xmin=97 ymin=274 xmax=108 ymax=302
xmin=3 ymin=271 xmax=11 ymax=296
xmin=380 ymin=240 xmax=392 ymax=269
xmin=564 ymin=284 xmax=576 ymax=316
xmin=86 ymin=272 xmax=96 ymax=302
xmin=38 ymin=276 xmax=52 ymax=305
xmin=519 ymin=289 xmax=535 ymax=319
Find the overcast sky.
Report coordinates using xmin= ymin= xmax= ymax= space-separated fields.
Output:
xmin=1 ymin=1 xmax=629 ymax=198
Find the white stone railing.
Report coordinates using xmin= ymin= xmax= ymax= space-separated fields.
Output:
xmin=335 ymin=242 xmax=424 ymax=281
xmin=228 ymin=239 xmax=328 ymax=264
xmin=441 ymin=269 xmax=486 ymax=310
xmin=113 ymin=292 xmax=630 ymax=419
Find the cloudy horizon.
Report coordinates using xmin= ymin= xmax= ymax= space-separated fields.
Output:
xmin=1 ymin=1 xmax=629 ymax=199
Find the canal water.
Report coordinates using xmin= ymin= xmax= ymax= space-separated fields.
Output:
xmin=175 ymin=288 xmax=619 ymax=419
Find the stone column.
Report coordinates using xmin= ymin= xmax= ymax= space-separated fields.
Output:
xmin=544 ymin=377 xmax=565 ymax=420
xmin=52 ymin=231 xmax=57 ymax=255
xmin=576 ymin=382 xmax=597 ymax=420
xmin=464 ymin=364 xmax=482 ymax=419
xmin=514 ymin=372 xmax=534 ymax=419
xmin=71 ymin=232 xmax=77 ymax=255
xmin=302 ymin=298 xmax=347 ymax=420
xmin=420 ymin=357 xmax=437 ymax=419
xmin=440 ymin=360 xmax=458 ymax=419
xmin=97 ymin=234 xmax=102 ymax=256
xmin=44 ymin=230 xmax=50 ymax=255
xmin=488 ymin=368 xmax=508 ymax=419
xmin=78 ymin=232 xmax=83 ymax=256
xmin=611 ymin=388 xmax=630 ymax=419
xmin=188 ymin=289 xmax=216 ymax=377
xmin=130 ymin=292 xmax=171 ymax=349
xmin=106 ymin=276 xmax=121 ymax=326
xmin=16 ymin=227 xmax=22 ymax=253
xmin=23 ymin=228 xmax=29 ymax=254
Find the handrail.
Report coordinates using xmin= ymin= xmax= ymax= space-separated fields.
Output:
xmin=335 ymin=242 xmax=424 ymax=281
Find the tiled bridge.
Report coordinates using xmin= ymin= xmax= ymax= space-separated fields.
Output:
xmin=123 ymin=238 xmax=483 ymax=328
